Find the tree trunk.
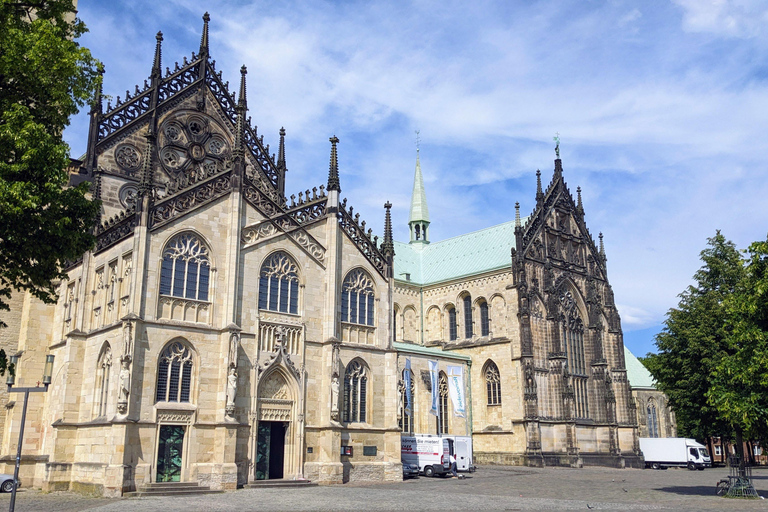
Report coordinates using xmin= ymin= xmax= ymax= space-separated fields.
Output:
xmin=707 ymin=437 xmax=715 ymax=465
xmin=735 ymin=426 xmax=745 ymax=477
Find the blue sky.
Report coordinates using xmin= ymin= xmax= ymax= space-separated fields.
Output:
xmin=65 ymin=0 xmax=768 ymax=357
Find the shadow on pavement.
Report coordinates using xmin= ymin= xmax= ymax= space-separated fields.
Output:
xmin=657 ymin=485 xmax=719 ymax=497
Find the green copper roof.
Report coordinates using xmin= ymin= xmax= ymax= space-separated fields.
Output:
xmin=394 ymin=219 xmax=520 ymax=285
xmin=624 ymin=346 xmax=656 ymax=389
xmin=408 ymin=152 xmax=429 ymax=224
xmin=394 ymin=341 xmax=471 ymax=361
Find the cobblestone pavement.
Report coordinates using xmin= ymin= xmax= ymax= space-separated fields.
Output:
xmin=0 ymin=466 xmax=766 ymax=511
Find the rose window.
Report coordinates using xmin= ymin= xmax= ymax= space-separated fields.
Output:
xmin=158 ymin=113 xmax=231 ymax=177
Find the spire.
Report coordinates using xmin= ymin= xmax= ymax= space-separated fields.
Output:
xmin=199 ymin=12 xmax=210 ymax=57
xmin=535 ymin=169 xmax=543 ymax=203
xmin=381 ymin=201 xmax=394 ymax=255
xmin=327 ymin=136 xmax=340 ymax=192
xmin=151 ymin=31 xmax=163 ymax=80
xmin=576 ymin=186 xmax=584 ymax=216
xmin=515 ymin=202 xmax=521 ymax=228
xmin=278 ymin=127 xmax=286 ymax=169
xmin=234 ymin=66 xmax=247 ymax=156
xmin=408 ymin=145 xmax=430 ymax=244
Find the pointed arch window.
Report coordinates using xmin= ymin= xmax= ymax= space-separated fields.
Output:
xmin=437 ymin=371 xmax=449 ymax=435
xmin=463 ymin=295 xmax=473 ymax=338
xmin=343 ymin=359 xmax=368 ymax=423
xmin=447 ymin=306 xmax=457 ymax=341
xmin=560 ymin=289 xmax=588 ymax=418
xmin=399 ymin=369 xmax=415 ymax=433
xmin=95 ymin=344 xmax=112 ymax=417
xmin=479 ymin=300 xmax=490 ymax=337
xmin=156 ymin=341 xmax=194 ymax=403
xmin=159 ymin=233 xmax=211 ymax=301
xmin=647 ymin=401 xmax=659 ymax=438
xmin=341 ymin=269 xmax=375 ymax=326
xmin=484 ymin=361 xmax=501 ymax=406
xmin=258 ymin=252 xmax=299 ymax=314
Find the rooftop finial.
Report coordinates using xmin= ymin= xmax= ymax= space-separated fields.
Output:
xmin=152 ymin=31 xmax=163 ymax=79
xmin=238 ymin=65 xmax=247 ymax=109
xmin=327 ymin=136 xmax=340 ymax=192
xmin=554 ymin=132 xmax=560 ymax=159
xmin=515 ymin=202 xmax=521 ymax=228
xmin=415 ymin=129 xmax=421 ymax=154
xmin=576 ymin=186 xmax=584 ymax=215
xmin=382 ymin=201 xmax=395 ymax=256
xmin=599 ymin=232 xmax=605 ymax=256
xmin=200 ymin=12 xmax=210 ymax=56
xmin=535 ymin=169 xmax=543 ymax=203
xmin=278 ymin=127 xmax=286 ymax=168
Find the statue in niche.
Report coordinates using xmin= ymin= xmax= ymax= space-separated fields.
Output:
xmin=226 ymin=367 xmax=237 ymax=416
xmin=117 ymin=356 xmax=131 ymax=414
xmin=330 ymin=373 xmax=340 ymax=421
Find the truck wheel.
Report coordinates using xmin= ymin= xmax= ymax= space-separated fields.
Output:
xmin=651 ymin=463 xmax=660 ymax=470
xmin=425 ymin=466 xmax=434 ymax=477
xmin=697 ymin=466 xmax=705 ymax=471
xmin=687 ymin=462 xmax=695 ymax=471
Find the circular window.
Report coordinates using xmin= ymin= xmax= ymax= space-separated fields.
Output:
xmin=115 ymin=144 xmax=142 ymax=172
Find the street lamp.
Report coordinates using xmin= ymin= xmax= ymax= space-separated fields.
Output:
xmin=6 ymin=354 xmax=54 ymax=512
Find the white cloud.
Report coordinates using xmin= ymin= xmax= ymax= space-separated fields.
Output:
xmin=672 ymin=0 xmax=768 ymax=38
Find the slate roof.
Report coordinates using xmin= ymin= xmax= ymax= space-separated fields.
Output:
xmin=624 ymin=346 xmax=656 ymax=389
xmin=393 ymin=219 xmax=523 ymax=285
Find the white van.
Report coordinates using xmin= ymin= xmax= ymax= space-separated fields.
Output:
xmin=442 ymin=435 xmax=476 ymax=472
xmin=401 ymin=435 xmax=451 ymax=477
xmin=639 ymin=437 xmax=712 ymax=470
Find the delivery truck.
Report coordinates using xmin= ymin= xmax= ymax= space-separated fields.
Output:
xmin=401 ymin=435 xmax=451 ymax=477
xmin=639 ymin=437 xmax=711 ymax=470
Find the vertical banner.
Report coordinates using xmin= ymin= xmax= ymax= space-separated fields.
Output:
xmin=404 ymin=358 xmax=412 ymax=416
xmin=429 ymin=360 xmax=439 ymax=416
xmin=447 ymin=365 xmax=466 ymax=418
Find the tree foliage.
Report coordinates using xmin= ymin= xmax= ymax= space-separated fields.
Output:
xmin=644 ymin=231 xmax=744 ymax=441
xmin=0 ymin=0 xmax=102 ymax=326
xmin=708 ymin=237 xmax=768 ymax=445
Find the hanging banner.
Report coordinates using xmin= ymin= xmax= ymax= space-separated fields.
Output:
xmin=429 ymin=360 xmax=439 ymax=416
xmin=404 ymin=358 xmax=412 ymax=417
xmin=447 ymin=365 xmax=466 ymax=418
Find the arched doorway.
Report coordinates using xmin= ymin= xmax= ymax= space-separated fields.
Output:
xmin=254 ymin=369 xmax=297 ymax=480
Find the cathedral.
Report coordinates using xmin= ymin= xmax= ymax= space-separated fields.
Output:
xmin=0 ymin=14 xmax=654 ymax=497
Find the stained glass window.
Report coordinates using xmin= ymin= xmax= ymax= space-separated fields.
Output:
xmin=159 ymin=233 xmax=211 ymax=301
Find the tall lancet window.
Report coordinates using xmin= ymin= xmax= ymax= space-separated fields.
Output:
xmin=156 ymin=341 xmax=194 ymax=403
xmin=560 ymin=289 xmax=588 ymax=419
xmin=159 ymin=233 xmax=211 ymax=301
xmin=647 ymin=400 xmax=659 ymax=438
xmin=437 ymin=371 xmax=449 ymax=434
xmin=95 ymin=344 xmax=112 ymax=417
xmin=341 ymin=269 xmax=375 ymax=326
xmin=447 ymin=306 xmax=458 ymax=341
xmin=463 ymin=294 xmax=473 ymax=339
xmin=258 ymin=252 xmax=299 ymax=314
xmin=343 ymin=359 xmax=368 ymax=423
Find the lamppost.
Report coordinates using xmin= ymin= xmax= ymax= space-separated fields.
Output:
xmin=6 ymin=354 xmax=54 ymax=512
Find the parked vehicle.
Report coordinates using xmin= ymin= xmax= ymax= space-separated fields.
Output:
xmin=401 ymin=435 xmax=451 ymax=477
xmin=0 ymin=474 xmax=20 ymax=493
xmin=442 ymin=435 xmax=476 ymax=472
xmin=402 ymin=459 xmax=420 ymax=479
xmin=639 ymin=437 xmax=711 ymax=470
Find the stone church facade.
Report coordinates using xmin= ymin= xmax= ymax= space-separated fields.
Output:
xmin=0 ymin=15 xmax=647 ymax=497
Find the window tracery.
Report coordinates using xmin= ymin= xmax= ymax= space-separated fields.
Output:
xmin=437 ymin=372 xmax=449 ymax=434
xmin=343 ymin=359 xmax=368 ymax=423
xmin=560 ymin=289 xmax=588 ymax=418
xmin=341 ymin=269 xmax=375 ymax=326
xmin=159 ymin=233 xmax=211 ymax=301
xmin=258 ymin=252 xmax=299 ymax=314
xmin=485 ymin=361 xmax=501 ymax=406
xmin=156 ymin=341 xmax=194 ymax=403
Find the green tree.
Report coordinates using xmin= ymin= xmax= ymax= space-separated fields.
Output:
xmin=644 ymin=232 xmax=744 ymax=443
xmin=708 ymin=236 xmax=768 ymax=470
xmin=0 ymin=0 xmax=101 ymax=327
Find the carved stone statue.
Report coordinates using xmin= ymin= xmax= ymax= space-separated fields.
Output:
xmin=117 ymin=357 xmax=131 ymax=415
xmin=226 ymin=367 xmax=237 ymax=409
xmin=330 ymin=374 xmax=340 ymax=421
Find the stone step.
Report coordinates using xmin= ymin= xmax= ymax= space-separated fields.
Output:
xmin=244 ymin=479 xmax=317 ymax=488
xmin=124 ymin=482 xmax=225 ymax=497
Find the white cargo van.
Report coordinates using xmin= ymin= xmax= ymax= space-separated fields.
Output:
xmin=639 ymin=437 xmax=711 ymax=470
xmin=441 ymin=435 xmax=476 ymax=472
xmin=401 ymin=435 xmax=451 ymax=477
